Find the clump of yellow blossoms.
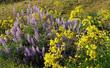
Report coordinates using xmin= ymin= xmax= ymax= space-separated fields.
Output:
xmin=75 ymin=18 xmax=110 ymax=67
xmin=0 ymin=18 xmax=14 ymax=29
xmin=44 ymin=26 xmax=75 ymax=68
xmin=69 ymin=5 xmax=84 ymax=21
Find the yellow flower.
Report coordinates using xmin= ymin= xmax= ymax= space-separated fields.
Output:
xmin=3 ymin=20 xmax=7 ymax=23
xmin=87 ymin=16 xmax=92 ymax=20
xmin=9 ymin=19 xmax=14 ymax=23
xmin=54 ymin=38 xmax=59 ymax=43
xmin=69 ymin=5 xmax=84 ymax=21
xmin=91 ymin=44 xmax=97 ymax=50
xmin=90 ymin=50 xmax=96 ymax=59
xmin=50 ymin=39 xmax=55 ymax=45
xmin=44 ymin=53 xmax=55 ymax=67
xmin=56 ymin=32 xmax=62 ymax=38
xmin=82 ymin=18 xmax=91 ymax=26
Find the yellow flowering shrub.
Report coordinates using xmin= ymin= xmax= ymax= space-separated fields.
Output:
xmin=69 ymin=5 xmax=84 ymax=21
xmin=44 ymin=26 xmax=76 ymax=68
xmin=0 ymin=17 xmax=14 ymax=34
xmin=74 ymin=21 xmax=110 ymax=67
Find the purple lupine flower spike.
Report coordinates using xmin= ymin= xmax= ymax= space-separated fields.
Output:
xmin=16 ymin=26 xmax=21 ymax=33
xmin=39 ymin=13 xmax=43 ymax=21
xmin=32 ymin=46 xmax=36 ymax=53
xmin=47 ymin=32 xmax=51 ymax=37
xmin=56 ymin=18 xmax=60 ymax=25
xmin=43 ymin=23 xmax=47 ymax=29
xmin=64 ymin=21 xmax=70 ymax=29
xmin=49 ymin=15 xmax=54 ymax=23
xmin=27 ymin=34 xmax=31 ymax=43
xmin=62 ymin=36 xmax=67 ymax=41
xmin=36 ymin=46 xmax=41 ymax=53
xmin=72 ymin=19 xmax=78 ymax=31
xmin=42 ymin=47 xmax=45 ymax=56
xmin=0 ymin=38 xmax=8 ymax=52
xmin=12 ymin=38 xmax=17 ymax=42
xmin=34 ymin=28 xmax=39 ymax=42
xmin=11 ymin=26 xmax=17 ymax=36
xmin=15 ymin=28 xmax=21 ymax=41
xmin=76 ymin=22 xmax=81 ymax=34
xmin=30 ymin=37 xmax=35 ymax=46
xmin=33 ymin=5 xmax=41 ymax=19
xmin=33 ymin=5 xmax=40 ymax=13
xmin=14 ymin=20 xmax=19 ymax=27
xmin=29 ymin=47 xmax=36 ymax=56
xmin=24 ymin=47 xmax=31 ymax=56
xmin=56 ymin=43 xmax=61 ymax=48
xmin=27 ymin=14 xmax=31 ymax=24
xmin=31 ymin=17 xmax=37 ymax=25
xmin=0 ymin=38 xmax=6 ymax=45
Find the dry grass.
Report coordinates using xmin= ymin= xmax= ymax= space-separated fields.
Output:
xmin=0 ymin=0 xmax=110 ymax=19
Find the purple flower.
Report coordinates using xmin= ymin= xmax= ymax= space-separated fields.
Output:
xmin=33 ymin=5 xmax=40 ymax=13
xmin=30 ymin=37 xmax=35 ymax=46
xmin=29 ymin=47 xmax=36 ymax=56
xmin=39 ymin=13 xmax=43 ymax=21
xmin=36 ymin=46 xmax=41 ymax=53
xmin=0 ymin=38 xmax=6 ymax=45
xmin=62 ymin=36 xmax=67 ymax=41
xmin=56 ymin=18 xmax=61 ymax=25
xmin=26 ymin=34 xmax=31 ymax=43
xmin=47 ymin=32 xmax=51 ymax=36
xmin=42 ymin=23 xmax=47 ymax=29
xmin=0 ymin=38 xmax=8 ymax=52
xmin=72 ymin=20 xmax=78 ymax=31
xmin=12 ymin=38 xmax=17 ymax=42
xmin=42 ymin=47 xmax=45 ymax=56
xmin=31 ymin=17 xmax=37 ymax=25
xmin=15 ymin=31 xmax=21 ymax=41
xmin=56 ymin=43 xmax=61 ymax=48
xmin=34 ymin=29 xmax=39 ymax=42
xmin=64 ymin=21 xmax=70 ymax=29
xmin=32 ymin=46 xmax=36 ymax=53
xmin=11 ymin=26 xmax=17 ymax=36
xmin=16 ymin=26 xmax=21 ymax=33
xmin=12 ymin=26 xmax=21 ymax=41
xmin=26 ymin=15 xmax=31 ymax=24
xmin=14 ymin=20 xmax=19 ymax=27
xmin=24 ymin=47 xmax=31 ymax=56
xmin=76 ymin=22 xmax=81 ymax=34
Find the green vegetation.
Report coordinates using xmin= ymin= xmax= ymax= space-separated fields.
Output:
xmin=0 ymin=0 xmax=110 ymax=68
